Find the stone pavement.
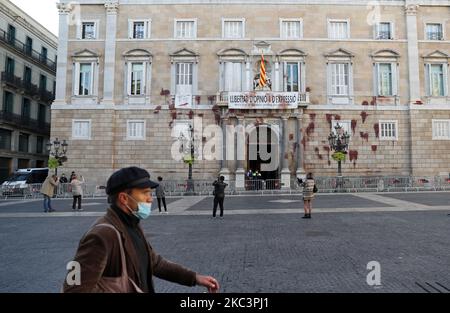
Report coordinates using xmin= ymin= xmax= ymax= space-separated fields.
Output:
xmin=0 ymin=192 xmax=449 ymax=293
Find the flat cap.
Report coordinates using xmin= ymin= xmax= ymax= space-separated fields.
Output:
xmin=106 ymin=167 xmax=159 ymax=195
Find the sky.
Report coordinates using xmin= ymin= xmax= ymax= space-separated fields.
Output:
xmin=10 ymin=0 xmax=59 ymax=36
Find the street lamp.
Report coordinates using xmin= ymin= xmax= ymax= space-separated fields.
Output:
xmin=178 ymin=125 xmax=197 ymax=194
xmin=47 ymin=138 xmax=69 ymax=175
xmin=328 ymin=123 xmax=350 ymax=191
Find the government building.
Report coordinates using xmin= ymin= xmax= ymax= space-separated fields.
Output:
xmin=51 ymin=0 xmax=450 ymax=189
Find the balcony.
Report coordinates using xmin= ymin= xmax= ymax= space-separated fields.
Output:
xmin=0 ymin=111 xmax=50 ymax=136
xmin=376 ymin=31 xmax=392 ymax=40
xmin=216 ymin=91 xmax=310 ymax=108
xmin=427 ymin=32 xmax=443 ymax=40
xmin=170 ymin=95 xmax=218 ymax=109
xmin=1 ymin=72 xmax=22 ymax=90
xmin=0 ymin=29 xmax=56 ymax=74
xmin=1 ymin=72 xmax=55 ymax=104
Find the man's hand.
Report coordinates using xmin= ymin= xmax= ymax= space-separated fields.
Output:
xmin=196 ymin=274 xmax=220 ymax=293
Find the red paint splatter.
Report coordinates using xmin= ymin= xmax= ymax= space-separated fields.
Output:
xmin=371 ymin=145 xmax=377 ymax=152
xmin=207 ymin=95 xmax=216 ymax=103
xmin=362 ymin=100 xmax=369 ymax=106
xmin=188 ymin=110 xmax=194 ymax=119
xmin=306 ymin=122 xmax=315 ymax=137
xmin=314 ymin=147 xmax=323 ymax=160
xmin=374 ymin=123 xmax=380 ymax=138
xmin=349 ymin=150 xmax=358 ymax=161
xmin=160 ymin=89 xmax=170 ymax=96
xmin=323 ymin=146 xmax=331 ymax=162
xmin=289 ymin=133 xmax=294 ymax=141
xmin=309 ymin=113 xmax=316 ymax=121
xmin=153 ymin=105 xmax=161 ymax=114
xmin=359 ymin=132 xmax=369 ymax=142
xmin=351 ymin=120 xmax=357 ymax=134
xmin=360 ymin=112 xmax=368 ymax=124
xmin=195 ymin=96 xmax=201 ymax=105
xmin=349 ymin=150 xmax=358 ymax=168
xmin=326 ymin=114 xmax=333 ymax=126
xmin=334 ymin=114 xmax=341 ymax=121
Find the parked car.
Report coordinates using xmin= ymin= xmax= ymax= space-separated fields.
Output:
xmin=1 ymin=168 xmax=49 ymax=196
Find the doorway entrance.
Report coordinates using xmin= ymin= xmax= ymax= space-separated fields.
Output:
xmin=246 ymin=124 xmax=280 ymax=181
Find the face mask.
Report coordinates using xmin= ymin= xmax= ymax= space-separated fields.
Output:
xmin=126 ymin=195 xmax=152 ymax=220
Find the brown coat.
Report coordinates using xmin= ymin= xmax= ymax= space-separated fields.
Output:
xmin=40 ymin=176 xmax=58 ymax=197
xmin=62 ymin=207 xmax=197 ymax=293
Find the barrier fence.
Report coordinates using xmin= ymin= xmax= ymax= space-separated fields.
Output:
xmin=1 ymin=176 xmax=449 ymax=199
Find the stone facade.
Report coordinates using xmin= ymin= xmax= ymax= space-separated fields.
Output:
xmin=52 ymin=0 xmax=450 ymax=187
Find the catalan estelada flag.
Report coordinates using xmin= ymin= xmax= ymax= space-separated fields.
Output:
xmin=259 ymin=54 xmax=267 ymax=88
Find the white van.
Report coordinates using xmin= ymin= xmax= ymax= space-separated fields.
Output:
xmin=1 ymin=168 xmax=49 ymax=196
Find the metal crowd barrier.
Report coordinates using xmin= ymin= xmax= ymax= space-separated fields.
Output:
xmin=0 ymin=176 xmax=449 ymax=199
xmin=0 ymin=183 xmax=107 ymax=200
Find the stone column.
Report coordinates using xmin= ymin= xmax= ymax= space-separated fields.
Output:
xmin=235 ymin=116 xmax=246 ymax=189
xmin=219 ymin=117 xmax=230 ymax=180
xmin=102 ymin=1 xmax=119 ymax=105
xmin=274 ymin=61 xmax=280 ymax=92
xmin=280 ymin=116 xmax=291 ymax=189
xmin=405 ymin=2 xmax=421 ymax=104
xmin=54 ymin=3 xmax=72 ymax=105
xmin=296 ymin=113 xmax=306 ymax=178
xmin=245 ymin=61 xmax=251 ymax=91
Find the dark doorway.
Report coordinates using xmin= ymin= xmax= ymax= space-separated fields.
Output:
xmin=246 ymin=125 xmax=279 ymax=181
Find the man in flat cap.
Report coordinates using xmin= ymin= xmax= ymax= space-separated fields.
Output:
xmin=63 ymin=166 xmax=219 ymax=293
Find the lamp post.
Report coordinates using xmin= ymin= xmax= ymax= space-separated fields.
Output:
xmin=327 ymin=124 xmax=350 ymax=192
xmin=46 ymin=138 xmax=68 ymax=176
xmin=179 ymin=125 xmax=196 ymax=194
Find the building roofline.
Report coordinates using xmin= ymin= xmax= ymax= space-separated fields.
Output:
xmin=1 ymin=0 xmax=58 ymax=48
xmin=58 ymin=0 xmax=450 ymax=6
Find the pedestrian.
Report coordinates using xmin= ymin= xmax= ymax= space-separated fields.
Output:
xmin=156 ymin=176 xmax=168 ymax=214
xmin=71 ymin=174 xmax=84 ymax=211
xmin=40 ymin=174 xmax=58 ymax=213
xmin=62 ymin=166 xmax=219 ymax=293
xmin=59 ymin=174 xmax=68 ymax=184
xmin=59 ymin=173 xmax=69 ymax=196
xmin=212 ymin=176 xmax=228 ymax=219
xmin=69 ymin=171 xmax=76 ymax=182
xmin=297 ymin=173 xmax=317 ymax=219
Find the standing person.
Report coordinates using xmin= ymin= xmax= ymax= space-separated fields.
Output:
xmin=212 ymin=176 xmax=228 ymax=219
xmin=40 ymin=175 xmax=58 ymax=213
xmin=297 ymin=173 xmax=317 ymax=219
xmin=62 ymin=167 xmax=219 ymax=293
xmin=71 ymin=174 xmax=84 ymax=211
xmin=156 ymin=176 xmax=168 ymax=214
xmin=59 ymin=174 xmax=68 ymax=184
xmin=59 ymin=174 xmax=69 ymax=196
xmin=69 ymin=171 xmax=76 ymax=182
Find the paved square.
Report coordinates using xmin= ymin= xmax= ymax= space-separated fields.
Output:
xmin=0 ymin=192 xmax=449 ymax=293
xmin=188 ymin=194 xmax=393 ymax=212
